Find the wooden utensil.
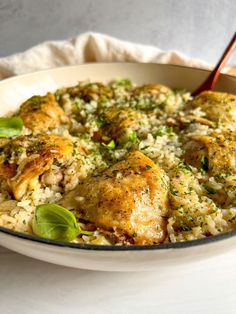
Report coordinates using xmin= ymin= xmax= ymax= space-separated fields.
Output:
xmin=192 ymin=32 xmax=236 ymax=96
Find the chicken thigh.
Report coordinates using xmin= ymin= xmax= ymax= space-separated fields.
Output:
xmin=61 ymin=151 xmax=169 ymax=244
xmin=187 ymin=91 xmax=236 ymax=128
xmin=19 ymin=93 xmax=68 ymax=132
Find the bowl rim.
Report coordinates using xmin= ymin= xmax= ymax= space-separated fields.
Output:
xmin=0 ymin=62 xmax=236 ymax=251
xmin=0 ymin=225 xmax=235 ymax=251
xmin=1 ymin=61 xmax=236 ymax=84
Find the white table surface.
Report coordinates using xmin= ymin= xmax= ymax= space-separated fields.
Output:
xmin=0 ymin=244 xmax=236 ymax=314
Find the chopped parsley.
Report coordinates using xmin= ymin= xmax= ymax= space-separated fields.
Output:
xmin=201 ymin=156 xmax=209 ymax=172
xmin=170 ymin=187 xmax=178 ymax=196
xmin=145 ymin=164 xmax=152 ymax=170
xmin=96 ymin=115 xmax=106 ymax=127
xmin=113 ymin=78 xmax=132 ymax=87
xmin=128 ymin=130 xmax=137 ymax=143
xmin=203 ymin=184 xmax=215 ymax=195
xmin=180 ymin=222 xmax=192 ymax=231
xmin=178 ymin=160 xmax=192 ymax=173
xmin=155 ymin=126 xmax=174 ymax=137
xmin=101 ymin=140 xmax=116 ymax=150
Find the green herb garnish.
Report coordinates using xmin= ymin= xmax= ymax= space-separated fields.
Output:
xmin=0 ymin=117 xmax=23 ymax=138
xmin=32 ymin=204 xmax=92 ymax=241
xmin=114 ymin=78 xmax=132 ymax=87
xmin=180 ymin=222 xmax=192 ymax=231
xmin=145 ymin=164 xmax=152 ymax=170
xmin=203 ymin=184 xmax=215 ymax=195
xmin=96 ymin=115 xmax=105 ymax=127
xmin=178 ymin=160 xmax=192 ymax=173
xmin=201 ymin=156 xmax=209 ymax=172
xmin=128 ymin=130 xmax=137 ymax=143
xmin=170 ymin=187 xmax=178 ymax=196
xmin=155 ymin=126 xmax=173 ymax=137
xmin=101 ymin=140 xmax=116 ymax=150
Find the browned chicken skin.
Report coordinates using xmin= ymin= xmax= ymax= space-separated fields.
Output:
xmin=0 ymin=134 xmax=85 ymax=200
xmin=64 ymin=82 xmax=113 ymax=102
xmin=133 ymin=84 xmax=172 ymax=98
xmin=61 ymin=151 xmax=169 ymax=245
xmin=94 ymin=107 xmax=147 ymax=144
xmin=184 ymin=131 xmax=236 ymax=176
xmin=133 ymin=84 xmax=177 ymax=113
xmin=19 ymin=93 xmax=68 ymax=132
xmin=186 ymin=91 xmax=236 ymax=128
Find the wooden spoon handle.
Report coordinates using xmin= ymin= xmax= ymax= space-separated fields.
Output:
xmin=192 ymin=32 xmax=236 ymax=97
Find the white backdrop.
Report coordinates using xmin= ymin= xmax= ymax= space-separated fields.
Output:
xmin=0 ymin=0 xmax=236 ymax=64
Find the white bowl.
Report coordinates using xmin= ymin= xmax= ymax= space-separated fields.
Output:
xmin=0 ymin=63 xmax=236 ymax=271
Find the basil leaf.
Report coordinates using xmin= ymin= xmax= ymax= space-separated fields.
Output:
xmin=0 ymin=117 xmax=23 ymax=138
xmin=32 ymin=204 xmax=92 ymax=241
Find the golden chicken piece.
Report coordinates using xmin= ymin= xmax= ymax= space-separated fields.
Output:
xmin=64 ymin=82 xmax=113 ymax=102
xmin=10 ymin=134 xmax=75 ymax=200
xmin=0 ymin=134 xmax=85 ymax=200
xmin=0 ymin=138 xmax=18 ymax=193
xmin=133 ymin=84 xmax=172 ymax=97
xmin=61 ymin=151 xmax=169 ymax=245
xmin=94 ymin=107 xmax=147 ymax=144
xmin=187 ymin=91 xmax=236 ymax=128
xmin=184 ymin=131 xmax=236 ymax=176
xmin=19 ymin=93 xmax=68 ymax=132
xmin=132 ymin=84 xmax=179 ymax=114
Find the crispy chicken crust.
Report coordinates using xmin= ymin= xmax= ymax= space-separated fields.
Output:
xmin=0 ymin=134 xmax=85 ymax=200
xmin=187 ymin=91 xmax=236 ymax=128
xmin=94 ymin=107 xmax=146 ymax=144
xmin=61 ymin=151 xmax=169 ymax=244
xmin=184 ymin=131 xmax=236 ymax=176
xmin=19 ymin=93 xmax=68 ymax=132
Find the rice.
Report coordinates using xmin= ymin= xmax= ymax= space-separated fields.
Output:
xmin=0 ymin=79 xmax=236 ymax=245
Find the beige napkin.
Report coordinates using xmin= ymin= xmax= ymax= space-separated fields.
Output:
xmin=0 ymin=32 xmax=235 ymax=80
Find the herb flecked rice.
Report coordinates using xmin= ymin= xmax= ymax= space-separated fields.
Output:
xmin=0 ymin=78 xmax=236 ymax=245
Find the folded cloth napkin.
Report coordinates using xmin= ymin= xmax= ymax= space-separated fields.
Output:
xmin=0 ymin=32 xmax=235 ymax=80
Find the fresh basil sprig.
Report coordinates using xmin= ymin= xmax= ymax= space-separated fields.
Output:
xmin=0 ymin=117 xmax=23 ymax=138
xmin=32 ymin=204 xmax=93 ymax=241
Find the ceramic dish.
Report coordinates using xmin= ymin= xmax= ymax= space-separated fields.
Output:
xmin=0 ymin=63 xmax=236 ymax=271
